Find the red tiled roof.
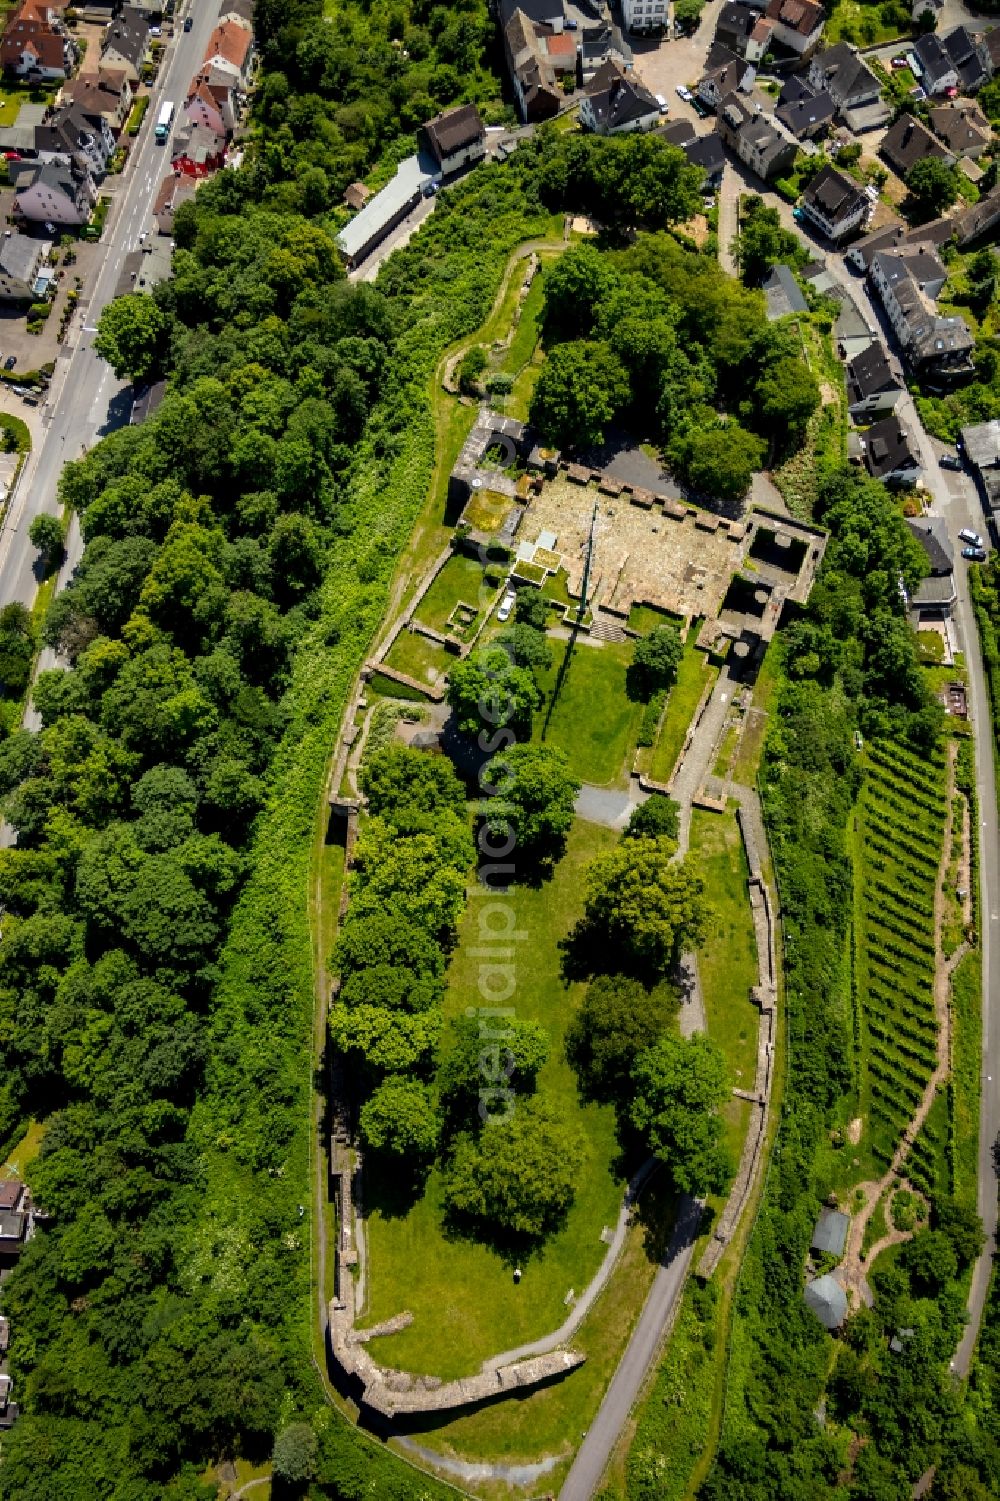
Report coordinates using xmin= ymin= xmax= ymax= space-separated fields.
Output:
xmin=203 ymin=20 xmax=250 ymax=70
xmin=0 ymin=18 xmax=64 ymax=68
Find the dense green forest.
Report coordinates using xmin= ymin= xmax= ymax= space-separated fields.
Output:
xmin=0 ymin=0 xmax=717 ymax=1485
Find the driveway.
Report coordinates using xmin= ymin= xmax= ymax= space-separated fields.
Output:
xmin=629 ymin=0 xmax=731 ymax=124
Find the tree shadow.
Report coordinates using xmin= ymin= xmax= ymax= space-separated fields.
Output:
xmin=362 ymin=1151 xmax=433 ymax=1222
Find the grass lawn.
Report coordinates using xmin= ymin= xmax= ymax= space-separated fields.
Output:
xmin=463 ymin=487 xmax=511 ymax=532
xmin=951 ymin=949 xmax=981 ymax=1214
xmin=406 ymin=1179 xmax=676 ymax=1478
xmin=414 ymin=553 xmax=489 ymax=634
xmin=2 ymin=1118 xmax=43 ymax=1178
xmin=690 ymin=810 xmax=759 ymax=1092
xmin=627 ymin=602 xmax=685 ymax=636
xmin=535 ymin=635 xmax=642 ymax=786
xmin=507 ymin=356 xmax=544 ymax=422
xmin=499 ymin=264 xmax=548 ymax=378
xmin=383 ymin=628 xmax=453 ymax=686
xmin=367 ymin=670 xmax=429 ymax=702
xmin=917 ymin=630 xmax=945 ymax=664
xmin=650 ymin=643 xmax=717 ymax=785
xmin=358 ymin=820 xmax=624 ymax=1380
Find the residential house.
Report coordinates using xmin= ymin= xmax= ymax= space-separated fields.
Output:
xmin=170 ymin=120 xmax=226 ymax=176
xmin=776 ymin=80 xmax=835 ymax=140
xmin=13 ymin=156 xmax=95 ymax=225
xmin=580 ymin=58 xmax=660 ymax=133
xmin=859 ymin=414 xmax=922 ymax=485
xmin=656 ymin=119 xmax=725 ymax=188
xmin=685 ymin=129 xmax=725 ymax=189
xmin=846 ymin=213 xmax=953 ymax=272
xmin=698 ymin=43 xmax=755 ymax=110
xmin=907 ymin=514 xmax=957 ymax=617
xmin=763 ymin=263 xmax=808 ymax=319
xmin=0 ymin=231 xmax=46 ymax=299
xmin=202 ymin=20 xmax=253 ymax=90
xmin=912 ymin=32 xmax=959 ymax=94
xmin=36 ymin=101 xmax=115 ymax=179
xmin=846 ymin=342 xmax=903 ymax=415
xmin=62 ymin=67 xmax=134 ymax=136
xmin=799 ymin=164 xmax=869 ymax=239
xmin=953 ymin=183 xmax=1000 ymax=245
xmin=717 ymin=91 xmax=797 ymax=179
xmin=184 ymin=68 xmax=236 ymax=137
xmin=928 ymin=100 xmax=992 ymax=158
xmin=0 ymin=10 xmax=74 ymax=80
xmin=960 ymin=417 xmax=1000 ymax=515
xmin=336 ymin=153 xmax=434 ymax=268
xmin=982 ymin=26 xmax=1000 ymax=79
xmin=419 ymin=103 xmax=486 ymax=173
xmin=622 ymin=0 xmax=667 ymax=31
xmin=834 ymin=287 xmax=876 ymax=360
xmin=763 ymin=0 xmax=824 ymax=56
xmin=715 ymin=3 xmax=772 ymax=63
xmin=502 ymin=7 xmax=562 ymax=123
xmin=153 ymin=170 xmax=195 ymax=234
xmin=869 ymin=247 xmax=975 ymax=379
xmin=881 ymin=112 xmax=953 ymax=179
xmin=807 ymin=42 xmax=880 ymax=112
xmin=101 ymin=8 xmax=149 ymax=83
xmin=0 ymin=1179 xmax=27 ymax=1261
xmin=942 ymin=25 xmax=989 ymax=93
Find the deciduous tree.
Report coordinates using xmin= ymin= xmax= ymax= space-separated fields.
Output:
xmin=631 ymin=1031 xmax=730 ymax=1193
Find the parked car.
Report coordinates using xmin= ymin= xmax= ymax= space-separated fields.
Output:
xmin=150 ymin=24 xmax=161 ymax=36
xmin=792 ymin=206 xmax=806 ymax=222
xmin=963 ymin=547 xmax=988 ymax=562
xmin=692 ymin=97 xmax=710 ymax=117
xmin=911 ymin=85 xmax=926 ymax=100
xmin=890 ymin=55 xmax=908 ymax=68
xmin=960 ymin=527 xmax=983 ymax=547
xmin=675 ymin=84 xmax=693 ymax=102
xmin=655 ymin=93 xmax=668 ymax=114
xmin=4 ymin=356 xmax=14 ymax=371
xmin=939 ymin=453 xmax=962 ymax=470
xmin=496 ymin=589 xmax=516 ymax=623
xmin=183 ymin=14 xmax=192 ymax=28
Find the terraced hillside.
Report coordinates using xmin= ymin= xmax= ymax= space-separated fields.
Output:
xmin=854 ymin=740 xmax=948 ymax=1174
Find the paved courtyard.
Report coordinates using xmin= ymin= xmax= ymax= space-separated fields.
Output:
xmin=520 ymin=476 xmax=746 ymax=621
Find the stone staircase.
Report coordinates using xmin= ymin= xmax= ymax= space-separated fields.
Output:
xmin=589 ymin=613 xmax=627 ymax=644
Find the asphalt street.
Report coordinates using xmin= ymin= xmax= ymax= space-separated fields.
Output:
xmin=0 ymin=0 xmax=219 ymax=629
xmin=558 ymin=1195 xmax=703 ymax=1501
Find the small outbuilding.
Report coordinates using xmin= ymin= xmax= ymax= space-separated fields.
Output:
xmin=804 ymin=1273 xmax=848 ymax=1331
xmin=811 ymin=1206 xmax=850 ymax=1258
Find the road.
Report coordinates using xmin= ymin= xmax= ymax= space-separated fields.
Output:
xmin=558 ymin=1195 xmax=703 ymax=1501
xmin=0 ymin=0 xmax=219 ymax=632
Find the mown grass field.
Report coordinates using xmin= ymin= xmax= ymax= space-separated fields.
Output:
xmin=689 ymin=810 xmax=759 ymax=1093
xmin=358 ymin=819 xmax=624 ymax=1378
xmin=535 ymin=636 xmax=642 ymax=786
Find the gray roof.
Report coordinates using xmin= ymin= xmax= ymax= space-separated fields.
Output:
xmin=685 ymin=131 xmax=725 ymax=177
xmin=961 ymin=418 xmax=1000 ymax=470
xmin=811 ymin=1207 xmax=850 ymax=1256
xmin=908 ymin=514 xmax=953 ymax=574
xmin=0 ymin=232 xmax=42 ymax=284
xmin=336 ymin=153 xmax=434 ymax=261
xmin=777 ymin=88 xmax=835 ymax=137
xmin=763 ymin=263 xmax=808 ymax=320
xmin=847 ymin=341 xmax=899 ymax=402
xmin=585 ymin=59 xmax=660 ymax=129
xmin=834 ymin=289 xmax=875 ymax=347
xmin=861 ymin=414 xmax=921 ymax=479
xmin=804 ymin=1273 xmax=848 ymax=1330
xmin=809 ymin=43 xmax=881 ymax=105
xmin=912 ymin=572 xmax=957 ymax=607
xmin=102 ymin=7 xmax=148 ymax=70
xmin=914 ymin=32 xmax=953 ymax=84
xmin=802 ymin=163 xmax=867 ymax=226
xmin=881 ymin=114 xmax=950 ymax=178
